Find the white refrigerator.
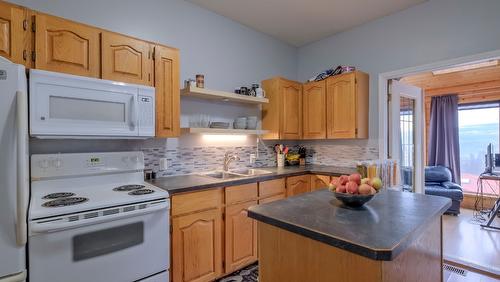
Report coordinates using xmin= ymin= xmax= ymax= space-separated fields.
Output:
xmin=0 ymin=56 xmax=29 ymax=282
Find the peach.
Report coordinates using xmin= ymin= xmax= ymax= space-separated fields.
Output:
xmin=358 ymin=184 xmax=372 ymax=195
xmin=361 ymin=178 xmax=370 ymax=185
xmin=370 ymin=187 xmax=377 ymax=195
xmin=371 ymin=177 xmax=383 ymax=190
xmin=339 ymin=175 xmax=349 ymax=185
xmin=336 ymin=185 xmax=347 ymax=193
xmin=328 ymin=183 xmax=337 ymax=192
xmin=348 ymin=173 xmax=361 ymax=185
xmin=346 ymin=181 xmax=359 ymax=194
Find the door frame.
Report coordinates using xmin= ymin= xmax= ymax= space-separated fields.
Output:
xmin=390 ymin=80 xmax=424 ymax=193
xmin=378 ymin=49 xmax=500 ymax=160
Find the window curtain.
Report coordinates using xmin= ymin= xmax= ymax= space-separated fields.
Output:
xmin=428 ymin=95 xmax=461 ymax=184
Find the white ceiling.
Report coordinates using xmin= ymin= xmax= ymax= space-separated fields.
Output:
xmin=187 ymin=0 xmax=427 ymax=46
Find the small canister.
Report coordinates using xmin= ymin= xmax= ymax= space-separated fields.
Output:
xmin=196 ymin=74 xmax=205 ymax=88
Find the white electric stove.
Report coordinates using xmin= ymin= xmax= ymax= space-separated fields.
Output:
xmin=28 ymin=151 xmax=170 ymax=282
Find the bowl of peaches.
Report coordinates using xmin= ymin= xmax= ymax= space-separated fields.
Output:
xmin=328 ymin=173 xmax=382 ymax=208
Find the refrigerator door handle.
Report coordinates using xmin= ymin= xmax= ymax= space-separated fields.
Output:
xmin=16 ymin=90 xmax=28 ymax=246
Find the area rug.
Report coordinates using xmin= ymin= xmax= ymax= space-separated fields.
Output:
xmin=217 ymin=263 xmax=258 ymax=282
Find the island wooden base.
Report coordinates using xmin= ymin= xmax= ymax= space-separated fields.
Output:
xmin=257 ymin=217 xmax=443 ymax=282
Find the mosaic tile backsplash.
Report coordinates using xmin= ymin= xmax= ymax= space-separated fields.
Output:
xmin=143 ymin=143 xmax=379 ymax=177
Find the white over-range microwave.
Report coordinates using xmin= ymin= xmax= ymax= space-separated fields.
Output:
xmin=29 ymin=69 xmax=155 ymax=139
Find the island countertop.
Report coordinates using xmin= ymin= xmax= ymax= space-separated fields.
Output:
xmin=248 ymin=189 xmax=451 ymax=260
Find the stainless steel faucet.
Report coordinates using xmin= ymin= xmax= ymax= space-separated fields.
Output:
xmin=223 ymin=152 xmax=240 ymax=171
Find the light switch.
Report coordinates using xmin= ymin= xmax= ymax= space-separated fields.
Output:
xmin=249 ymin=154 xmax=256 ymax=164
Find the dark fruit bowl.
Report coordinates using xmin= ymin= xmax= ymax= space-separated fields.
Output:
xmin=333 ymin=192 xmax=375 ymax=208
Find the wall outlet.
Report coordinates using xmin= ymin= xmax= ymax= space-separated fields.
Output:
xmin=159 ymin=158 xmax=168 ymax=171
xmin=249 ymin=154 xmax=256 ymax=164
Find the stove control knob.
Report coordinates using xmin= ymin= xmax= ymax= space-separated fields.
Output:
xmin=130 ymin=156 xmax=139 ymax=163
xmin=121 ymin=156 xmax=129 ymax=163
xmin=51 ymin=159 xmax=62 ymax=168
xmin=39 ymin=160 xmax=49 ymax=169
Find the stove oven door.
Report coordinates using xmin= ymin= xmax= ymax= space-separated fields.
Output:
xmin=28 ymin=204 xmax=169 ymax=282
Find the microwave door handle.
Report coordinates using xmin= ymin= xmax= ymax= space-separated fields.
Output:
xmin=16 ymin=90 xmax=28 ymax=246
xmin=30 ymin=201 xmax=169 ymax=234
xmin=129 ymin=95 xmax=138 ymax=130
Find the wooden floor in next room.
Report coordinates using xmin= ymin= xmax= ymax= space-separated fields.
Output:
xmin=443 ymin=208 xmax=500 ymax=281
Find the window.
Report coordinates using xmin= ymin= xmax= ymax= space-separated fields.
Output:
xmin=458 ymin=102 xmax=500 ymax=195
xmin=400 ymin=97 xmax=415 ymax=168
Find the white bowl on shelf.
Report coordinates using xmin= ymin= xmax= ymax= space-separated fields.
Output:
xmin=246 ymin=116 xmax=258 ymax=129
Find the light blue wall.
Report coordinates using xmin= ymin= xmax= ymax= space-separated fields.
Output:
xmin=11 ymin=0 xmax=297 ymax=90
xmin=297 ymin=0 xmax=500 ymax=141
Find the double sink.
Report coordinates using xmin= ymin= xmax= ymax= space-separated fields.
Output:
xmin=200 ymin=168 xmax=273 ymax=180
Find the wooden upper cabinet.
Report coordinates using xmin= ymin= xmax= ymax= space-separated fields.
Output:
xmin=154 ymin=45 xmax=180 ymax=137
xmin=101 ymin=31 xmax=153 ymax=86
xmin=0 ymin=1 xmax=30 ymax=66
xmin=303 ymin=80 xmax=326 ymax=139
xmin=326 ymin=71 xmax=369 ymax=139
xmin=286 ymin=175 xmax=311 ymax=197
xmin=262 ymin=77 xmax=302 ymax=140
xmin=310 ymin=174 xmax=330 ymax=191
xmin=172 ymin=208 xmax=223 ymax=282
xmin=34 ymin=13 xmax=100 ymax=77
xmin=225 ymin=200 xmax=258 ymax=274
xmin=282 ymin=80 xmax=302 ymax=139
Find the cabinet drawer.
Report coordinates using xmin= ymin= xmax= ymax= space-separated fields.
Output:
xmin=258 ymin=178 xmax=286 ymax=198
xmin=259 ymin=193 xmax=285 ymax=204
xmin=225 ymin=183 xmax=258 ymax=205
xmin=171 ymin=188 xmax=223 ymax=216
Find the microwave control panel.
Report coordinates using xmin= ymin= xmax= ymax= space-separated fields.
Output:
xmin=137 ymin=87 xmax=155 ymax=136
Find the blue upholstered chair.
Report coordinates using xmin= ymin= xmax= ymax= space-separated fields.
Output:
xmin=401 ymin=166 xmax=463 ymax=215
xmin=424 ymin=166 xmax=463 ymax=215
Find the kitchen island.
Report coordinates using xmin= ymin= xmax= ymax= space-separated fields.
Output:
xmin=248 ymin=189 xmax=451 ymax=282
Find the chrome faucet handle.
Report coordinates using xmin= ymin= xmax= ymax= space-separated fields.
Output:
xmin=223 ymin=152 xmax=240 ymax=171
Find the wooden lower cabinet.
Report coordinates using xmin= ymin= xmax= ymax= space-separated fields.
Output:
xmin=224 ymin=200 xmax=258 ymax=273
xmin=172 ymin=208 xmax=223 ymax=282
xmin=286 ymin=175 xmax=311 ymax=197
xmin=311 ymin=174 xmax=330 ymax=191
xmin=259 ymin=193 xmax=285 ymax=204
xmin=258 ymin=178 xmax=285 ymax=198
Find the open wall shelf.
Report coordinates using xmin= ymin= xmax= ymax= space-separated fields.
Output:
xmin=181 ymin=128 xmax=268 ymax=135
xmin=181 ymin=85 xmax=269 ymax=104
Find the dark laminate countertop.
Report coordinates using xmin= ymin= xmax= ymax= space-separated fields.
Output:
xmin=248 ymin=189 xmax=451 ymax=261
xmin=148 ymin=165 xmax=356 ymax=194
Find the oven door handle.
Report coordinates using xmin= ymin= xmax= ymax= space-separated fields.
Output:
xmin=30 ymin=201 xmax=169 ymax=234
